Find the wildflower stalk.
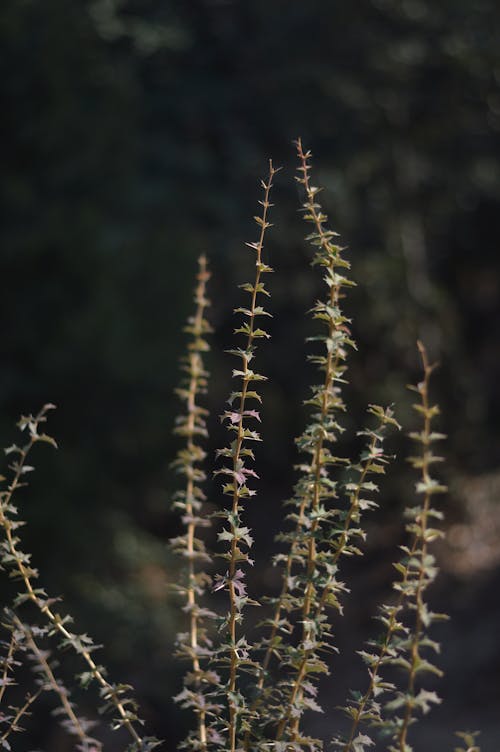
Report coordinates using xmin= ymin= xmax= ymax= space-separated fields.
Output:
xmin=336 ymin=342 xmax=446 ymax=752
xmin=214 ymin=160 xmax=277 ymax=752
xmin=273 ymin=139 xmax=357 ymax=746
xmin=337 ymin=533 xmax=421 ymax=752
xmin=0 ymin=624 xmax=42 ymax=745
xmin=313 ymin=406 xmax=399 ymax=620
xmin=170 ymin=254 xmax=214 ymax=751
xmin=0 ymin=406 xmax=157 ymax=751
xmin=245 ymin=418 xmax=398 ymax=748
xmin=278 ymin=409 xmax=397 ymax=745
xmin=395 ymin=341 xmax=446 ymax=752
xmin=11 ymin=613 xmax=100 ymax=750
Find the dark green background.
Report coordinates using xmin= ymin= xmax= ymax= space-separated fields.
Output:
xmin=1 ymin=0 xmax=499 ymax=749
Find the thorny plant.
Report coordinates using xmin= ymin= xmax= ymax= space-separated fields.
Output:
xmin=0 ymin=142 xmax=482 ymax=752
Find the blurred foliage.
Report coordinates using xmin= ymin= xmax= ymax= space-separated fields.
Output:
xmin=1 ymin=0 xmax=500 ymax=748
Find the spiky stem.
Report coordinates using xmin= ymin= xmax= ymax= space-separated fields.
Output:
xmin=227 ymin=161 xmax=276 ymax=752
xmin=171 ymin=254 xmax=212 ymax=750
xmin=12 ymin=614 xmax=100 ymax=750
xmin=0 ymin=406 xmax=148 ymax=749
xmin=214 ymin=160 xmax=277 ymax=752
xmin=0 ymin=686 xmax=42 ymax=745
xmin=275 ymin=139 xmax=353 ymax=744
xmin=338 ymin=342 xmax=446 ymax=752
xmin=397 ymin=341 xmax=441 ymax=751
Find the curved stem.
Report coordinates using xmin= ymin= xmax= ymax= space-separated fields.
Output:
xmin=0 ymin=408 xmax=145 ymax=749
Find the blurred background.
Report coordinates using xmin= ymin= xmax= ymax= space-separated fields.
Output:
xmin=1 ymin=0 xmax=500 ymax=749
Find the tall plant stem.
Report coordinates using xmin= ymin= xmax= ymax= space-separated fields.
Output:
xmin=12 ymin=614 xmax=99 ymax=750
xmin=341 ymin=342 xmax=444 ymax=752
xmin=397 ymin=342 xmax=435 ymax=751
xmin=225 ymin=160 xmax=277 ymax=752
xmin=275 ymin=139 xmax=344 ymax=743
xmin=184 ymin=255 xmax=210 ymax=751
xmin=341 ymin=533 xmax=420 ymax=752
xmin=242 ymin=496 xmax=307 ymax=752
xmin=0 ymin=406 xmax=145 ymax=750
xmin=287 ymin=421 xmax=394 ymax=743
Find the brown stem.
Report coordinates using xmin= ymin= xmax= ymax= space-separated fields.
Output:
xmin=0 ymin=631 xmax=17 ymax=706
xmin=0 ymin=409 xmax=144 ymax=749
xmin=183 ymin=255 xmax=211 ymax=751
xmin=287 ymin=434 xmax=383 ymax=743
xmin=226 ymin=161 xmax=277 ymax=752
xmin=341 ymin=537 xmax=419 ymax=752
xmin=13 ymin=614 xmax=100 ymax=750
xmin=276 ymin=140 xmax=343 ymax=743
xmin=397 ymin=342 xmax=434 ymax=751
xmin=342 ymin=344 xmax=438 ymax=752
xmin=0 ymin=685 xmax=42 ymax=744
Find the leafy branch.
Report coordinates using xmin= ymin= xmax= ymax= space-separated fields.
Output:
xmin=213 ymin=160 xmax=278 ymax=752
xmin=10 ymin=612 xmax=100 ymax=751
xmin=0 ymin=406 xmax=159 ymax=752
xmin=170 ymin=254 xmax=218 ymax=751
xmin=335 ymin=342 xmax=447 ymax=752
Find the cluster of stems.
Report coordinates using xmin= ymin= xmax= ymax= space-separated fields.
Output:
xmin=170 ymin=144 xmax=455 ymax=752
xmin=0 ymin=140 xmax=467 ymax=752
xmin=243 ymin=141 xmax=397 ymax=751
xmin=10 ymin=612 xmax=100 ymax=750
xmin=0 ymin=405 xmax=158 ymax=751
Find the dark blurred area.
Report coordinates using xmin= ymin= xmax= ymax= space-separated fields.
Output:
xmin=1 ymin=0 xmax=499 ymax=749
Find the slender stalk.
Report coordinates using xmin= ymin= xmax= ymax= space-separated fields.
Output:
xmin=12 ymin=614 xmax=100 ymax=751
xmin=281 ymin=414 xmax=395 ymax=743
xmin=224 ymin=160 xmax=277 ymax=752
xmin=275 ymin=139 xmax=348 ymax=744
xmin=6 ymin=532 xmax=142 ymax=745
xmin=0 ymin=631 xmax=17 ymax=706
xmin=397 ymin=342 xmax=437 ymax=751
xmin=338 ymin=342 xmax=445 ymax=752
xmin=256 ymin=494 xmax=309 ymax=678
xmin=340 ymin=536 xmax=420 ymax=752
xmin=0 ymin=407 xmax=147 ymax=749
xmin=243 ymin=500 xmax=307 ymax=752
xmin=172 ymin=254 xmax=211 ymax=751
xmin=287 ymin=416 xmax=396 ymax=742
xmin=0 ymin=685 xmax=42 ymax=744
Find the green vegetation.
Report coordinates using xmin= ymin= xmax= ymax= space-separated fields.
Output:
xmin=2 ymin=3 xmax=499 ymax=746
xmin=0 ymin=143 xmax=481 ymax=751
